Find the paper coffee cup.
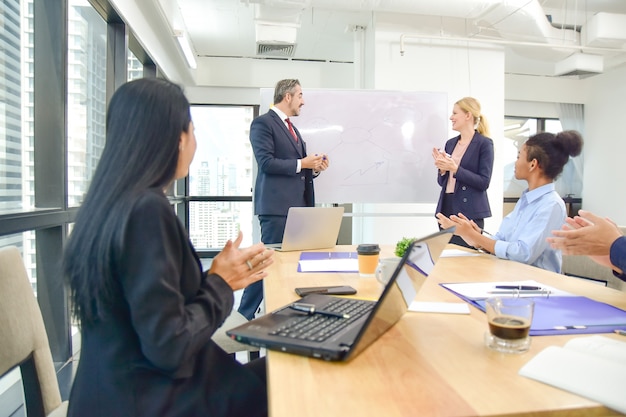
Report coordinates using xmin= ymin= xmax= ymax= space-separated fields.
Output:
xmin=357 ymin=244 xmax=380 ymax=277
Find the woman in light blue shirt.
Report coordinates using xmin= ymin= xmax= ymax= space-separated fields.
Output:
xmin=437 ymin=130 xmax=583 ymax=273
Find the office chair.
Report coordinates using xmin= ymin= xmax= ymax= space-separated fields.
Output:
xmin=0 ymin=246 xmax=68 ymax=417
xmin=212 ymin=310 xmax=260 ymax=361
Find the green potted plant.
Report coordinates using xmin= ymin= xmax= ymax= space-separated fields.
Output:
xmin=395 ymin=237 xmax=417 ymax=258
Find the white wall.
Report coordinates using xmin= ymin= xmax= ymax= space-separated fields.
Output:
xmin=505 ymin=73 xmax=588 ymax=104
xmin=193 ymin=57 xmax=355 ymax=90
xmin=185 ymin=58 xmax=355 ymax=104
xmin=583 ymin=66 xmax=626 ymax=224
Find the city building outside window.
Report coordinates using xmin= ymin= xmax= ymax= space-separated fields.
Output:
xmin=188 ymin=105 xmax=255 ymax=250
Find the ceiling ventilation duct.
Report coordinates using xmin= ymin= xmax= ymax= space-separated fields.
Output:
xmin=582 ymin=12 xmax=626 ymax=48
xmin=255 ymin=23 xmax=298 ymax=57
xmin=554 ymin=53 xmax=604 ymax=77
xmin=473 ymin=0 xmax=578 ymax=61
xmin=252 ymin=1 xmax=304 ymax=57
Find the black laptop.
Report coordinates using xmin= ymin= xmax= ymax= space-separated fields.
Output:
xmin=226 ymin=228 xmax=454 ymax=361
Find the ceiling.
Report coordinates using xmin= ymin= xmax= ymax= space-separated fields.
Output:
xmin=157 ymin=0 xmax=626 ymax=79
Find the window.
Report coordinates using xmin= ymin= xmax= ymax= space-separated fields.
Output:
xmin=1 ymin=0 xmax=25 ymax=215
xmin=127 ymin=48 xmax=143 ymax=81
xmin=0 ymin=0 xmax=157 ymax=370
xmin=188 ymin=106 xmax=255 ymax=250
xmin=66 ymin=2 xmax=107 ymax=208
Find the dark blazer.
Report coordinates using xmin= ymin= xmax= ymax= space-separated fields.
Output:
xmin=68 ymin=189 xmax=266 ymax=417
xmin=250 ymin=110 xmax=314 ymax=216
xmin=435 ymin=131 xmax=494 ymax=220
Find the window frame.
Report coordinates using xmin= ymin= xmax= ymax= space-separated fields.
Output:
xmin=0 ymin=0 xmax=157 ymax=365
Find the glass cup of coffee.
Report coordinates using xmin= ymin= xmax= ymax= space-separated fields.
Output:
xmin=484 ymin=297 xmax=534 ymax=354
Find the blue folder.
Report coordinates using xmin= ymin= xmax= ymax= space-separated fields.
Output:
xmin=297 ymin=251 xmax=358 ymax=272
xmin=441 ymin=283 xmax=626 ymax=336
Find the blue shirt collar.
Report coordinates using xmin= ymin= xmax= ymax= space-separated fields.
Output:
xmin=522 ymin=183 xmax=556 ymax=204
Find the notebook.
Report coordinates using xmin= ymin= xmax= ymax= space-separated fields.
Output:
xmin=226 ymin=228 xmax=454 ymax=361
xmin=265 ymin=206 xmax=345 ymax=252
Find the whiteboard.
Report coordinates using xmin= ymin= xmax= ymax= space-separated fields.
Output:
xmin=260 ymin=89 xmax=448 ymax=204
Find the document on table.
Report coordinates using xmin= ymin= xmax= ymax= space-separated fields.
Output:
xmin=519 ymin=335 xmax=626 ymax=414
xmin=409 ymin=301 xmax=470 ymax=314
xmin=298 ymin=252 xmax=358 ymax=272
xmin=440 ymin=280 xmax=573 ymax=300
xmin=440 ymin=249 xmax=481 ymax=257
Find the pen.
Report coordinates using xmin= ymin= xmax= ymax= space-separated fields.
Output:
xmin=495 ymin=285 xmax=542 ymax=290
xmin=615 ymin=329 xmax=626 ymax=336
xmin=553 ymin=325 xmax=588 ymax=330
xmin=488 ymin=290 xmax=549 ymax=295
xmin=289 ymin=302 xmax=350 ymax=319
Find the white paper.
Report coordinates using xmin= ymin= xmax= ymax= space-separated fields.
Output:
xmin=519 ymin=336 xmax=626 ymax=414
xmin=409 ymin=301 xmax=471 ymax=314
xmin=440 ymin=249 xmax=481 ymax=257
xmin=441 ymin=280 xmax=573 ymax=300
xmin=298 ymin=259 xmax=358 ymax=272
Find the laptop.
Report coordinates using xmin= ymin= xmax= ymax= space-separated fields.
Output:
xmin=265 ymin=206 xmax=345 ymax=252
xmin=227 ymin=227 xmax=454 ymax=361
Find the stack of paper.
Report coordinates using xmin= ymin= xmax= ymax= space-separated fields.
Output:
xmin=519 ymin=336 xmax=626 ymax=414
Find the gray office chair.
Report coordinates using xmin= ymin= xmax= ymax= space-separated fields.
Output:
xmin=0 ymin=246 xmax=68 ymax=417
xmin=212 ymin=310 xmax=260 ymax=361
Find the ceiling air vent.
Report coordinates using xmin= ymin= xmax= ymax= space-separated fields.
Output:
xmin=257 ymin=42 xmax=296 ymax=57
xmin=554 ymin=53 xmax=603 ymax=78
xmin=255 ymin=23 xmax=297 ymax=57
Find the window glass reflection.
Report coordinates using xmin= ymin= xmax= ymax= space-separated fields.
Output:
xmin=127 ymin=48 xmax=142 ymax=81
xmin=189 ymin=201 xmax=253 ymax=249
xmin=188 ymin=106 xmax=255 ymax=250
xmin=1 ymin=0 xmax=30 ymax=214
xmin=67 ymin=1 xmax=107 ymax=207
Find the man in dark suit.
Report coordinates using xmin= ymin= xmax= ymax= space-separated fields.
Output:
xmin=238 ymin=79 xmax=329 ymax=320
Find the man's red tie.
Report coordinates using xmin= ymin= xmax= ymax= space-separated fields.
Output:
xmin=285 ymin=118 xmax=298 ymax=142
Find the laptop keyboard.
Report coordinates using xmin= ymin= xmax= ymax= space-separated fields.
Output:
xmin=270 ymin=298 xmax=375 ymax=342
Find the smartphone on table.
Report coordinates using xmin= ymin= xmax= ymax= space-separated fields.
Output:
xmin=295 ymin=285 xmax=357 ymax=297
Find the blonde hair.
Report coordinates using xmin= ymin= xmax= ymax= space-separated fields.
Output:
xmin=456 ymin=97 xmax=490 ymax=137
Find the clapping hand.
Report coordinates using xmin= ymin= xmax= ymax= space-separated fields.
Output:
xmin=209 ymin=231 xmax=275 ymax=291
xmin=436 ymin=212 xmax=481 ymax=247
xmin=548 ymin=210 xmax=622 ymax=256
xmin=431 ymin=147 xmax=456 ymax=174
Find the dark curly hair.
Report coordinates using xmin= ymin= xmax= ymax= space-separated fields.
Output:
xmin=524 ymin=130 xmax=583 ymax=180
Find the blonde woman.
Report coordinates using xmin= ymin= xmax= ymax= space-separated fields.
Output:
xmin=432 ymin=97 xmax=494 ymax=248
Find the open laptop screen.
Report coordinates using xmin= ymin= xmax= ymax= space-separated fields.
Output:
xmin=345 ymin=229 xmax=453 ymax=360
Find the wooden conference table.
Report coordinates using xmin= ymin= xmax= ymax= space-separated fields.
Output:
xmin=262 ymin=244 xmax=626 ymax=417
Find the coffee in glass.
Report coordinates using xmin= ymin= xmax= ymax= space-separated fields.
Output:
xmin=485 ymin=297 xmax=534 ymax=353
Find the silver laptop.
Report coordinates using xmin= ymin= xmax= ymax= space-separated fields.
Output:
xmin=266 ymin=207 xmax=345 ymax=252
xmin=227 ymin=228 xmax=454 ymax=361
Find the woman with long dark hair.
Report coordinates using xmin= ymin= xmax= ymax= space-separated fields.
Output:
xmin=437 ymin=130 xmax=583 ymax=273
xmin=63 ymin=78 xmax=272 ymax=417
